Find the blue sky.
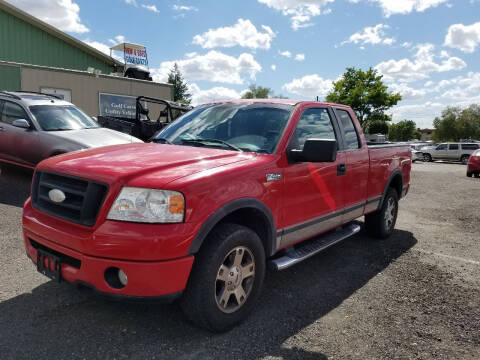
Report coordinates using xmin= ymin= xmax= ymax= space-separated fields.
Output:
xmin=7 ymin=0 xmax=480 ymax=128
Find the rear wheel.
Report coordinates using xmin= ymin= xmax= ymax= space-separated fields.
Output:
xmin=475 ymin=173 xmax=480 ymax=178
xmin=180 ymin=223 xmax=265 ymax=332
xmin=467 ymin=172 xmax=473 ymax=177
xmin=423 ymin=153 xmax=432 ymax=162
xmin=365 ymin=188 xmax=399 ymax=239
xmin=461 ymin=155 xmax=469 ymax=165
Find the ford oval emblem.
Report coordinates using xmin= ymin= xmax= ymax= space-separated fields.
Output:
xmin=48 ymin=189 xmax=66 ymax=203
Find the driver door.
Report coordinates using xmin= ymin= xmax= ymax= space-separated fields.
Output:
xmin=0 ymin=100 xmax=38 ymax=167
xmin=279 ymin=107 xmax=345 ymax=248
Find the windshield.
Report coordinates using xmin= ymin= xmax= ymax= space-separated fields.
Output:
xmin=30 ymin=105 xmax=99 ymax=131
xmin=154 ymin=103 xmax=293 ymax=153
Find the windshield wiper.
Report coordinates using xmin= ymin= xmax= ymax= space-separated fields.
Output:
xmin=181 ymin=138 xmax=242 ymax=152
xmin=151 ymin=137 xmax=172 ymax=144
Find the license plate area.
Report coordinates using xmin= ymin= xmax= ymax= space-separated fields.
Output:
xmin=36 ymin=249 xmax=62 ymax=282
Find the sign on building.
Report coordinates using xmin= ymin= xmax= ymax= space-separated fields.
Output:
xmin=110 ymin=42 xmax=149 ymax=69
xmin=99 ymin=93 xmax=136 ymax=118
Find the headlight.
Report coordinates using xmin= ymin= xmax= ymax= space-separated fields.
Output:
xmin=107 ymin=187 xmax=184 ymax=223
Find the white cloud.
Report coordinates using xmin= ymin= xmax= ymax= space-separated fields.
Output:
xmin=271 ymin=64 xmax=277 ymax=70
xmin=82 ymin=39 xmax=123 ymax=62
xmin=368 ymin=0 xmax=448 ymax=17
xmin=123 ymin=0 xmax=137 ymax=5
xmin=375 ymin=43 xmax=466 ymax=82
xmin=152 ymin=51 xmax=262 ymax=84
xmin=108 ymin=35 xmax=126 ymax=45
xmin=444 ymin=22 xmax=480 ymax=53
xmin=283 ymin=74 xmax=333 ymax=98
xmin=434 ymin=72 xmax=480 ymax=100
xmin=343 ymin=24 xmax=395 ymax=46
xmin=295 ymin=53 xmax=305 ymax=61
xmin=7 ymin=0 xmax=89 ymax=33
xmin=173 ymin=5 xmax=198 ymax=11
xmin=388 ymin=83 xmax=426 ymax=100
xmin=142 ymin=4 xmax=159 ymax=13
xmin=389 ymin=102 xmax=444 ymax=128
xmin=188 ymin=83 xmax=242 ymax=106
xmin=280 ymin=50 xmax=292 ymax=57
xmin=193 ymin=19 xmax=275 ymax=50
xmin=258 ymin=0 xmax=334 ymax=30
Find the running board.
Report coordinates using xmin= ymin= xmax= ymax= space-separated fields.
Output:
xmin=269 ymin=223 xmax=361 ymax=271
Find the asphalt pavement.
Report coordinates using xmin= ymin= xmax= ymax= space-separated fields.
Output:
xmin=0 ymin=162 xmax=478 ymax=359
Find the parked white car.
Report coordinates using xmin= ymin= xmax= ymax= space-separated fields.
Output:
xmin=422 ymin=142 xmax=480 ymax=164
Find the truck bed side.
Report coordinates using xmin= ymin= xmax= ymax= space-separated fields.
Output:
xmin=366 ymin=144 xmax=411 ymax=213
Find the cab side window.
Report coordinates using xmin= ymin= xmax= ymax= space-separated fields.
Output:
xmin=336 ymin=109 xmax=360 ymax=150
xmin=449 ymin=144 xmax=459 ymax=150
xmin=436 ymin=144 xmax=447 ymax=150
xmin=289 ymin=108 xmax=336 ymax=150
xmin=1 ymin=101 xmax=28 ymax=125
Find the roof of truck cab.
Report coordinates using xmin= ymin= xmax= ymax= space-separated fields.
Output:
xmin=203 ymin=99 xmax=352 ymax=108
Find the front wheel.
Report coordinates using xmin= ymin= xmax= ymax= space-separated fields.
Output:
xmin=461 ymin=155 xmax=469 ymax=165
xmin=180 ymin=223 xmax=265 ymax=332
xmin=423 ymin=153 xmax=432 ymax=162
xmin=364 ymin=188 xmax=399 ymax=239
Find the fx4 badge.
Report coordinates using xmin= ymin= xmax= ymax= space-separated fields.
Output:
xmin=266 ymin=173 xmax=282 ymax=182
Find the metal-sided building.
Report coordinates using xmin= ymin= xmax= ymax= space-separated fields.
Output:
xmin=0 ymin=0 xmax=172 ymax=116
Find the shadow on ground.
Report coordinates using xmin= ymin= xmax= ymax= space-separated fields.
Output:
xmin=0 ymin=164 xmax=33 ymax=207
xmin=0 ymin=228 xmax=417 ymax=359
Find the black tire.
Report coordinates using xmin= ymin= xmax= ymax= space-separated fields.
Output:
xmin=474 ymin=173 xmax=480 ymax=178
xmin=364 ymin=188 xmax=399 ymax=239
xmin=461 ymin=155 xmax=469 ymax=165
xmin=423 ymin=153 xmax=432 ymax=162
xmin=467 ymin=172 xmax=472 ymax=177
xmin=180 ymin=223 xmax=265 ymax=332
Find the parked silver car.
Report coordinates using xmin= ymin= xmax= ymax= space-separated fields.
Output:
xmin=422 ymin=142 xmax=480 ymax=164
xmin=0 ymin=91 xmax=142 ymax=169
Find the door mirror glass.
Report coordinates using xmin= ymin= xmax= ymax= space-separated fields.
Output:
xmin=12 ymin=119 xmax=30 ymax=129
xmin=290 ymin=139 xmax=337 ymax=163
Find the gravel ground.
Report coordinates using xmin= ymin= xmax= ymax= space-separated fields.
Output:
xmin=0 ymin=161 xmax=479 ymax=359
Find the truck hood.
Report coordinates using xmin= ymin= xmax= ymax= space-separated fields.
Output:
xmin=49 ymin=128 xmax=142 ymax=148
xmin=38 ymin=143 xmax=255 ymax=187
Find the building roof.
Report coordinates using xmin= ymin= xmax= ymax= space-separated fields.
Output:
xmin=0 ymin=0 xmax=124 ymax=69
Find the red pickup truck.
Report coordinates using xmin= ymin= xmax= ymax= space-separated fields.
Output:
xmin=23 ymin=100 xmax=411 ymax=331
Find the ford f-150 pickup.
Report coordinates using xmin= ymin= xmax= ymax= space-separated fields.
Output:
xmin=23 ymin=100 xmax=411 ymax=332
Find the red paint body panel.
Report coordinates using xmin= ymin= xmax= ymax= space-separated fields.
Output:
xmin=467 ymin=150 xmax=480 ymax=174
xmin=24 ymin=230 xmax=193 ymax=296
xmin=22 ymin=100 xmax=411 ymax=298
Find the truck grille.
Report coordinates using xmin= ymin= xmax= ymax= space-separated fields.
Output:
xmin=32 ymin=171 xmax=108 ymax=227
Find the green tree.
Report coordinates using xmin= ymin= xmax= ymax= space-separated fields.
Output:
xmin=431 ymin=107 xmax=462 ymax=142
xmin=388 ymin=120 xmax=418 ymax=141
xmin=326 ymin=67 xmax=401 ymax=127
xmin=167 ymin=63 xmax=191 ymax=104
xmin=364 ymin=120 xmax=389 ymax=135
xmin=242 ymin=84 xmax=271 ymax=99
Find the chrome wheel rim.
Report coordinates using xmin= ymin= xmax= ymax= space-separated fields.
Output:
xmin=215 ymin=246 xmax=255 ymax=313
xmin=384 ymin=197 xmax=396 ymax=230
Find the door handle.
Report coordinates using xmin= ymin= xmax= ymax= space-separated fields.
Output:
xmin=337 ymin=163 xmax=346 ymax=176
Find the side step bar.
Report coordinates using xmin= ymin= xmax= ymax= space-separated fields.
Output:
xmin=269 ymin=223 xmax=361 ymax=271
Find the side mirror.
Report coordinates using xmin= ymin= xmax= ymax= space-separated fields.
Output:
xmin=12 ymin=119 xmax=30 ymax=129
xmin=91 ymin=116 xmax=97 ymax=122
xmin=290 ymin=139 xmax=337 ymax=163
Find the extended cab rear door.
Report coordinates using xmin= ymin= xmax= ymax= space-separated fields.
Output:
xmin=333 ymin=108 xmax=369 ymax=223
xmin=279 ymin=106 xmax=346 ymax=248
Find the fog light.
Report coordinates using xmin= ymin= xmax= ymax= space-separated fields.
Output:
xmin=118 ymin=269 xmax=128 ymax=286
xmin=105 ymin=267 xmax=127 ymax=289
